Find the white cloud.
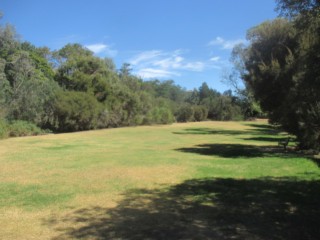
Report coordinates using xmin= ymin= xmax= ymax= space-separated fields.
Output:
xmin=86 ymin=43 xmax=118 ymax=57
xmin=130 ymin=50 xmax=163 ymax=65
xmin=153 ymin=56 xmax=184 ymax=69
xmin=183 ymin=62 xmax=206 ymax=72
xmin=208 ymin=37 xmax=244 ymax=50
xmin=209 ymin=37 xmax=225 ymax=46
xmin=136 ymin=68 xmax=179 ymax=79
xmin=210 ymin=56 xmax=221 ymax=62
xmin=129 ymin=49 xmax=207 ymax=79
xmin=86 ymin=43 xmax=107 ymax=53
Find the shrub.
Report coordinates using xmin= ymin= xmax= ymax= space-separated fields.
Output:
xmin=144 ymin=107 xmax=175 ymax=125
xmin=53 ymin=91 xmax=102 ymax=132
xmin=193 ymin=105 xmax=208 ymax=121
xmin=8 ymin=120 xmax=45 ymax=137
xmin=0 ymin=119 xmax=9 ymax=138
xmin=176 ymin=105 xmax=194 ymax=122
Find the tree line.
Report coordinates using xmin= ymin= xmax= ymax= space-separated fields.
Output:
xmin=229 ymin=0 xmax=320 ymax=150
xmin=0 ymin=15 xmax=255 ymax=137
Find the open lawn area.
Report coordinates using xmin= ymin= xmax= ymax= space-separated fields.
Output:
xmin=1 ymin=120 xmax=319 ymax=239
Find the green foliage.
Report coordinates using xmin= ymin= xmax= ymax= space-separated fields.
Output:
xmin=211 ymin=96 xmax=243 ymax=121
xmin=0 ymin=19 xmax=60 ymax=129
xmin=199 ymin=82 xmax=212 ymax=101
xmin=21 ymin=42 xmax=55 ymax=79
xmin=186 ymin=89 xmax=200 ymax=105
xmin=54 ymin=49 xmax=113 ymax=97
xmin=145 ymin=106 xmax=175 ymax=125
xmin=2 ymin=49 xmax=59 ymax=127
xmin=176 ymin=104 xmax=194 ymax=122
xmin=0 ymin=119 xmax=8 ymax=138
xmin=193 ymin=105 xmax=208 ymax=121
xmin=53 ymin=91 xmax=102 ymax=132
xmin=232 ymin=3 xmax=320 ymax=150
xmin=276 ymin=0 xmax=320 ymax=18
xmin=0 ymin=59 xmax=10 ymax=116
xmin=0 ymin=23 xmax=19 ymax=58
xmin=146 ymin=80 xmax=186 ymax=103
xmin=7 ymin=120 xmax=46 ymax=137
xmin=296 ymin=102 xmax=320 ymax=150
xmin=54 ymin=43 xmax=93 ymax=62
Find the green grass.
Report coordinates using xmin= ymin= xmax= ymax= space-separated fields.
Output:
xmin=0 ymin=182 xmax=73 ymax=209
xmin=0 ymin=120 xmax=319 ymax=239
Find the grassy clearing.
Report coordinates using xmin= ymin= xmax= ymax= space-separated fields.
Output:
xmin=0 ymin=120 xmax=319 ymax=239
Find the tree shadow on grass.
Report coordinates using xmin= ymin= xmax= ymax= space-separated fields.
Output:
xmin=172 ymin=128 xmax=247 ymax=136
xmin=244 ymin=123 xmax=275 ymax=130
xmin=175 ymin=143 xmax=295 ymax=159
xmin=245 ymin=123 xmax=280 ymax=135
xmin=312 ymin=157 xmax=320 ymax=168
xmin=46 ymin=177 xmax=320 ymax=240
xmin=242 ymin=137 xmax=286 ymax=143
xmin=173 ymin=124 xmax=279 ymax=137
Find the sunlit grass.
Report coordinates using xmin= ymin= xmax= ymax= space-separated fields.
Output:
xmin=0 ymin=120 xmax=319 ymax=239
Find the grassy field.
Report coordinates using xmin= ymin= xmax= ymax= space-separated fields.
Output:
xmin=0 ymin=120 xmax=319 ymax=239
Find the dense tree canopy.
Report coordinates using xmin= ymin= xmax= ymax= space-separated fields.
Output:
xmin=0 ymin=15 xmax=247 ymax=136
xmin=231 ymin=0 xmax=320 ymax=150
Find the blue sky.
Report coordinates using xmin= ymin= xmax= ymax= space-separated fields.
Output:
xmin=1 ymin=0 xmax=277 ymax=92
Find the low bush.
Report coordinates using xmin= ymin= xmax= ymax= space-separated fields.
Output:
xmin=8 ymin=120 xmax=46 ymax=137
xmin=193 ymin=105 xmax=208 ymax=121
xmin=144 ymin=107 xmax=175 ymax=125
xmin=0 ymin=119 xmax=9 ymax=139
xmin=176 ymin=105 xmax=194 ymax=122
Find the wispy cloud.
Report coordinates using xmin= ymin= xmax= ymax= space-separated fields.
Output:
xmin=86 ymin=43 xmax=118 ymax=57
xmin=130 ymin=50 xmax=163 ymax=65
xmin=129 ymin=50 xmax=207 ymax=79
xmin=86 ymin=43 xmax=107 ymax=53
xmin=210 ymin=56 xmax=221 ymax=62
xmin=136 ymin=68 xmax=179 ymax=79
xmin=208 ymin=37 xmax=244 ymax=50
xmin=183 ymin=62 xmax=206 ymax=71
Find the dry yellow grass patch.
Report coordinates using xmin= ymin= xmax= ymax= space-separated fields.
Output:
xmin=0 ymin=208 xmax=57 ymax=240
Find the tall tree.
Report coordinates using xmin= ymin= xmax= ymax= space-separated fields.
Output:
xmin=54 ymin=44 xmax=117 ymax=102
xmin=5 ymin=50 xmax=58 ymax=127
xmin=276 ymin=0 xmax=320 ymax=18
xmin=231 ymin=1 xmax=320 ymax=149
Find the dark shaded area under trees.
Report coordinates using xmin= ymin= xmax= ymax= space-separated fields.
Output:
xmin=45 ymin=177 xmax=320 ymax=240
